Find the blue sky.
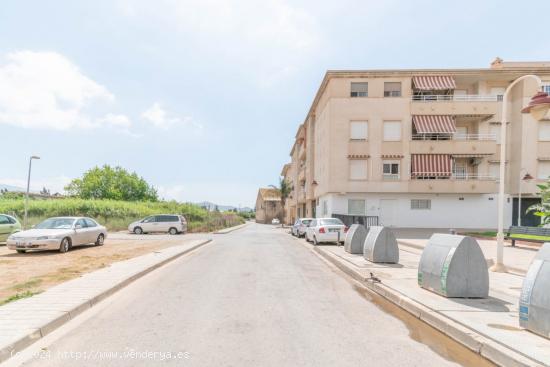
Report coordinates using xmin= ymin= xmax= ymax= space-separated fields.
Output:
xmin=0 ymin=0 xmax=549 ymax=207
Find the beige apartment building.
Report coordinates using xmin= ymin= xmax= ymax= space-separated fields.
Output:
xmin=281 ymin=59 xmax=550 ymax=229
xmin=255 ymin=188 xmax=283 ymax=224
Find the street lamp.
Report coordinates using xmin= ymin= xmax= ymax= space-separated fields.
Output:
xmin=517 ymin=171 xmax=534 ymax=227
xmin=492 ymin=76 xmax=550 ymax=272
xmin=23 ymin=155 xmax=40 ymax=229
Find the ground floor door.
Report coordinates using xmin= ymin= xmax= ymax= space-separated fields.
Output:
xmin=379 ymin=199 xmax=396 ymax=226
xmin=512 ymin=198 xmax=541 ymax=226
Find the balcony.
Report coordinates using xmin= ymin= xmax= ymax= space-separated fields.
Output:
xmin=299 ymin=144 xmax=306 ymax=161
xmin=410 ymin=94 xmax=499 ymax=116
xmin=409 ymin=174 xmax=497 ymax=193
xmin=298 ymin=169 xmax=306 ymax=183
xmin=410 ymin=134 xmax=497 ymax=155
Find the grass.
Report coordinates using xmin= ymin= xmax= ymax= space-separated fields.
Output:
xmin=0 ymin=290 xmax=42 ymax=306
xmin=463 ymin=231 xmax=550 ymax=242
xmin=0 ymin=197 xmax=244 ymax=232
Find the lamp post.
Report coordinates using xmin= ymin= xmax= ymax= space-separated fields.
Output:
xmin=23 ymin=155 xmax=40 ymax=229
xmin=491 ymin=77 xmax=550 ymax=272
xmin=517 ymin=171 xmax=534 ymax=227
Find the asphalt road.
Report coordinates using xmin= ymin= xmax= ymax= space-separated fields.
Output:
xmin=12 ymin=223 xmax=491 ymax=367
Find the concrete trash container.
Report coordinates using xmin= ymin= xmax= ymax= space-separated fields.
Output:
xmin=520 ymin=243 xmax=550 ymax=339
xmin=418 ymin=234 xmax=488 ymax=298
xmin=363 ymin=226 xmax=399 ymax=263
xmin=344 ymin=224 xmax=368 ymax=254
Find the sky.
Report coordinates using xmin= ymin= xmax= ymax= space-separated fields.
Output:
xmin=1 ymin=0 xmax=549 ymax=207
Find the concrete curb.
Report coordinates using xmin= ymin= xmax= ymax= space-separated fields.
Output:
xmin=310 ymin=245 xmax=545 ymax=367
xmin=213 ymin=223 xmax=248 ymax=234
xmin=0 ymin=239 xmax=212 ymax=364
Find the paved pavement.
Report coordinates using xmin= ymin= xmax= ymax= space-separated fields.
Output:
xmin=4 ymin=223 xmax=491 ymax=367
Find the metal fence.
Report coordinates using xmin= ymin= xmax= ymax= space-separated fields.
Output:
xmin=332 ymin=214 xmax=379 ymax=228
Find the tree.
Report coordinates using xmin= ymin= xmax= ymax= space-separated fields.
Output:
xmin=270 ymin=177 xmax=292 ymax=225
xmin=65 ymin=165 xmax=158 ymax=201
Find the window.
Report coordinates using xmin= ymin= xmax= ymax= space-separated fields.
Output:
xmin=143 ymin=216 xmax=156 ymax=223
xmin=543 ymin=83 xmax=550 ymax=95
xmin=489 ymin=124 xmax=501 ymax=144
xmin=384 ymin=82 xmax=401 ymax=97
xmin=539 ymin=121 xmax=550 ymax=141
xmin=75 ymin=219 xmax=87 ymax=228
xmin=349 ymin=159 xmax=368 ymax=180
xmin=538 ymin=162 xmax=550 ymax=180
xmin=489 ymin=163 xmax=500 ymax=179
xmin=348 ymin=199 xmax=366 ymax=215
xmin=383 ymin=121 xmax=402 ymax=141
xmin=351 ymin=82 xmax=368 ymax=97
xmin=350 ymin=121 xmax=368 ymax=140
xmin=411 ymin=199 xmax=431 ymax=210
xmin=0 ymin=215 xmax=10 ymax=225
xmin=383 ymin=161 xmax=400 ymax=180
xmin=84 ymin=218 xmax=97 ymax=227
xmin=322 ymin=200 xmax=328 ymax=216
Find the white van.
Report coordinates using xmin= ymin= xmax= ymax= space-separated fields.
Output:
xmin=128 ymin=214 xmax=187 ymax=235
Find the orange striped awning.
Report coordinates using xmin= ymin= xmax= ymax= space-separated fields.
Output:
xmin=411 ymin=154 xmax=453 ymax=177
xmin=413 ymin=76 xmax=456 ymax=90
xmin=412 ymin=115 xmax=456 ymax=134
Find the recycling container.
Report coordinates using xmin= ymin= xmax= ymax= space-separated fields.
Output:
xmin=417 ymin=234 xmax=488 ymax=298
xmin=344 ymin=224 xmax=368 ymax=254
xmin=519 ymin=243 xmax=550 ymax=339
xmin=363 ymin=226 xmax=399 ymax=263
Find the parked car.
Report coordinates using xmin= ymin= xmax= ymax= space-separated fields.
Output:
xmin=271 ymin=218 xmax=280 ymax=225
xmin=291 ymin=218 xmax=313 ymax=237
xmin=7 ymin=217 xmax=107 ymax=253
xmin=128 ymin=214 xmax=187 ymax=235
xmin=0 ymin=214 xmax=21 ymax=243
xmin=305 ymin=218 xmax=348 ymax=245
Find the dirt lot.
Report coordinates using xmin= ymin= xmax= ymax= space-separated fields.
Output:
xmin=0 ymin=232 xmax=210 ymax=303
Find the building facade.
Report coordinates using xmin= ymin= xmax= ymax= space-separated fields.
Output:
xmin=282 ymin=59 xmax=550 ymax=229
xmin=255 ymin=188 xmax=283 ymax=224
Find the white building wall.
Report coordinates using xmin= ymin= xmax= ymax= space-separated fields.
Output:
xmin=316 ymin=193 xmax=512 ymax=229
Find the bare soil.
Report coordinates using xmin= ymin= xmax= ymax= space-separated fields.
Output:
xmin=0 ymin=232 xmax=210 ymax=303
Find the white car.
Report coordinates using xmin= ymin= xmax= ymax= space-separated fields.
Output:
xmin=7 ymin=217 xmax=107 ymax=254
xmin=291 ymin=218 xmax=313 ymax=237
xmin=271 ymin=218 xmax=280 ymax=225
xmin=128 ymin=214 xmax=187 ymax=235
xmin=305 ymin=218 xmax=348 ymax=245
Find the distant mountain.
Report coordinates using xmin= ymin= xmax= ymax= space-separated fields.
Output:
xmin=0 ymin=183 xmax=25 ymax=192
xmin=195 ymin=201 xmax=254 ymax=212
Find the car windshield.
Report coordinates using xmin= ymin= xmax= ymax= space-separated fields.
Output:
xmin=302 ymin=220 xmax=312 ymax=225
xmin=320 ymin=218 xmax=343 ymax=226
xmin=35 ymin=218 xmax=75 ymax=229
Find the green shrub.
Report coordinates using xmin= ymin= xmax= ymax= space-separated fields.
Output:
xmin=0 ymin=198 xmax=243 ymax=232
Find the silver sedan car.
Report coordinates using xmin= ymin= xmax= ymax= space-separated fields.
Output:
xmin=7 ymin=217 xmax=107 ymax=253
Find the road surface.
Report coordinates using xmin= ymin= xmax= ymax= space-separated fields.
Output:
xmin=10 ymin=223 xmax=492 ymax=367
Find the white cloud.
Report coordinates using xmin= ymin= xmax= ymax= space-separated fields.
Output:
xmin=0 ymin=51 xmax=129 ymax=131
xmin=141 ymin=102 xmax=202 ymax=130
xmin=117 ymin=0 xmax=320 ymax=86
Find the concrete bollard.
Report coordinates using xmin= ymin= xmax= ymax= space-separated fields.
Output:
xmin=520 ymin=243 xmax=550 ymax=339
xmin=418 ymin=234 xmax=488 ymax=298
xmin=344 ymin=224 xmax=368 ymax=254
xmin=363 ymin=226 xmax=399 ymax=263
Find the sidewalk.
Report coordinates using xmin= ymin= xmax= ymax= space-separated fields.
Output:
xmin=398 ymin=237 xmax=538 ymax=275
xmin=306 ymin=241 xmax=550 ymax=367
xmin=0 ymin=238 xmax=211 ymax=364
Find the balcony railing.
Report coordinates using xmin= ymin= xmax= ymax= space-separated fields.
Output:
xmin=382 ymin=174 xmax=400 ymax=180
xmin=411 ymin=173 xmax=496 ymax=180
xmin=411 ymin=94 xmax=501 ymax=102
xmin=412 ymin=133 xmax=496 ymax=141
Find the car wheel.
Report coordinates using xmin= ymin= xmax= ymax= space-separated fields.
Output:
xmin=95 ymin=234 xmax=105 ymax=246
xmin=59 ymin=238 xmax=70 ymax=253
xmin=16 ymin=249 xmax=26 ymax=254
xmin=133 ymin=227 xmax=143 ymax=235
xmin=313 ymin=236 xmax=318 ymax=246
xmin=168 ymin=227 xmax=178 ymax=235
